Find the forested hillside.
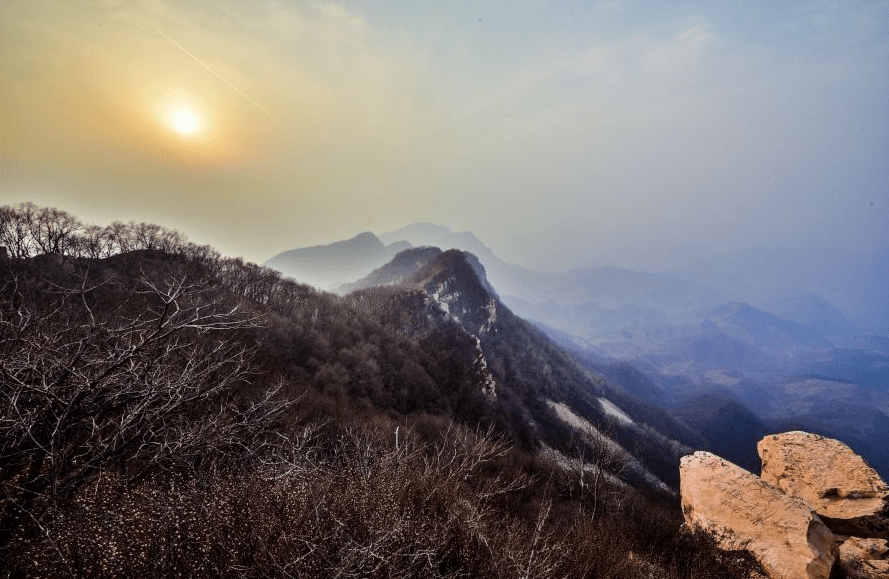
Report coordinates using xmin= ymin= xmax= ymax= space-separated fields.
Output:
xmin=0 ymin=203 xmax=759 ymax=578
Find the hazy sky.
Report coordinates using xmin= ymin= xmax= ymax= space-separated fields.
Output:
xmin=1 ymin=2 xmax=887 ymax=290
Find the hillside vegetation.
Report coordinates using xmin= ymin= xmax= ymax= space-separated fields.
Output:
xmin=0 ymin=203 xmax=760 ymax=578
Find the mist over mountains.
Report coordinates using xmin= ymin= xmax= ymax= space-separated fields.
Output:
xmin=265 ymin=223 xmax=889 ymax=476
xmin=264 ymin=231 xmax=411 ymax=290
xmin=265 ymin=222 xmax=881 ymax=346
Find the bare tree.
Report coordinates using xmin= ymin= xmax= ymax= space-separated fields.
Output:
xmin=102 ymin=220 xmax=138 ymax=254
xmin=572 ymin=420 xmax=632 ymax=521
xmin=27 ymin=206 xmax=81 ymax=255
xmin=0 ymin=203 xmax=38 ymax=258
xmin=0 ymin=266 xmax=288 ymax=557
xmin=70 ymin=224 xmax=112 ymax=259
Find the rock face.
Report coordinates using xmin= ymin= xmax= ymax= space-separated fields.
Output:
xmin=838 ymin=538 xmax=889 ymax=579
xmin=759 ymin=431 xmax=889 ymax=540
xmin=682 ymin=432 xmax=889 ymax=579
xmin=680 ymin=451 xmax=837 ymax=579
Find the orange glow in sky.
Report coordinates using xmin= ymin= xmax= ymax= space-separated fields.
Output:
xmin=0 ymin=0 xmax=885 ymax=296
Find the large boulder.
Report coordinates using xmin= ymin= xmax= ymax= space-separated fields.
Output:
xmin=758 ymin=432 xmax=889 ymax=539
xmin=680 ymin=451 xmax=837 ymax=579
xmin=837 ymin=538 xmax=889 ymax=579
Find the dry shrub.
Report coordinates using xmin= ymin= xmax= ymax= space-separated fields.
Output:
xmin=3 ymin=421 xmax=760 ymax=579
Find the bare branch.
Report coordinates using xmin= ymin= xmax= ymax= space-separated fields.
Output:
xmin=0 ymin=265 xmax=281 ymax=552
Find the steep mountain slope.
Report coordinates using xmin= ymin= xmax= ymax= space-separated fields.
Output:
xmin=672 ymin=394 xmax=769 ymax=473
xmin=588 ymin=361 xmax=670 ymax=406
xmin=265 ymin=226 xmax=889 ymax=481
xmin=541 ymin=318 xmax=889 ymax=479
xmin=346 ymin=248 xmax=708 ymax=488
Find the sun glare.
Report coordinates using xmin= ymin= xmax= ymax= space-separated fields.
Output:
xmin=171 ymin=109 xmax=198 ymax=135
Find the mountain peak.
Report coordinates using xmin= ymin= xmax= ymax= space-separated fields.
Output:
xmin=344 ymin=247 xmax=502 ymax=335
xmin=379 ymin=223 xmax=453 ymax=243
xmin=408 ymin=250 xmax=501 ymax=335
xmin=349 ymin=231 xmax=384 ymax=246
xmin=379 ymin=224 xmax=494 ymax=260
xmin=411 ymin=250 xmax=495 ymax=295
xmin=264 ymin=231 xmax=390 ymax=289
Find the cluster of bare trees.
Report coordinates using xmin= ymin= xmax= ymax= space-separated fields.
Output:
xmin=0 ymin=254 xmax=292 ymax=564
xmin=570 ymin=421 xmax=635 ymax=522
xmin=0 ymin=203 xmax=191 ymax=259
xmin=0 ymin=203 xmax=321 ymax=319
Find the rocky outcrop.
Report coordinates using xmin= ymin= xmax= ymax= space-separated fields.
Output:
xmin=682 ymin=433 xmax=889 ymax=579
xmin=838 ymin=538 xmax=889 ymax=579
xmin=680 ymin=451 xmax=837 ymax=579
xmin=758 ymin=431 xmax=889 ymax=540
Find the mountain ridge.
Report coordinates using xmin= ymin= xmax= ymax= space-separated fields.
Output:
xmin=265 ymin=231 xmax=410 ymax=290
xmin=264 ymin=224 xmax=889 ymax=479
xmin=344 ymin=245 xmax=709 ymax=488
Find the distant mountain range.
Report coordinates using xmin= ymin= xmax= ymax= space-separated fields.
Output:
xmin=264 ymin=232 xmax=410 ymax=290
xmin=265 ymin=223 xmax=889 ymax=477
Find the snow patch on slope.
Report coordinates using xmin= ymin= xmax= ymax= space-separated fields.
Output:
xmin=537 ymin=443 xmax=627 ymax=487
xmin=546 ymin=400 xmax=671 ymax=493
xmin=598 ymin=398 xmax=634 ymax=426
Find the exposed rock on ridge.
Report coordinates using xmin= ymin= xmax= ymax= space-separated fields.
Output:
xmin=680 ymin=451 xmax=836 ymax=579
xmin=681 ymin=433 xmax=889 ymax=579
xmin=759 ymin=431 xmax=889 ymax=540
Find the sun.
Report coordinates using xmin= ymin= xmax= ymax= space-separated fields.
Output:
xmin=171 ymin=109 xmax=198 ymax=135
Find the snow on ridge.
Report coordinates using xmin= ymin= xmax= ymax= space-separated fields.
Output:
xmin=479 ymin=297 xmax=497 ymax=333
